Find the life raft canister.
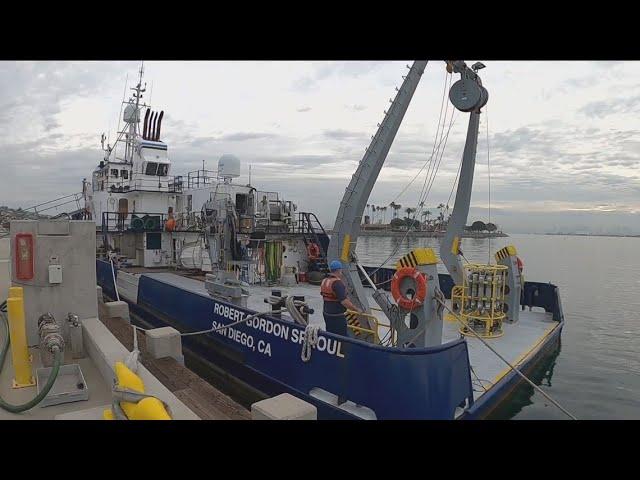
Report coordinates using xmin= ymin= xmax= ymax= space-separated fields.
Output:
xmin=390 ymin=267 xmax=427 ymax=311
xmin=320 ymin=275 xmax=341 ymax=302
xmin=307 ymin=242 xmax=321 ymax=260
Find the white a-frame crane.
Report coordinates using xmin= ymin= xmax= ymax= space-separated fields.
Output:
xmin=326 ymin=60 xmax=488 ymax=347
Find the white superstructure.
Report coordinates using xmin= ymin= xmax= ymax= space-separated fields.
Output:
xmin=82 ymin=64 xmax=312 ymax=276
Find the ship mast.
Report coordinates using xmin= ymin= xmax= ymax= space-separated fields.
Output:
xmin=124 ymin=62 xmax=146 ymax=163
xmin=103 ymin=62 xmax=147 ymax=164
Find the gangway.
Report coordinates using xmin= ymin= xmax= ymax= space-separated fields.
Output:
xmin=25 ymin=192 xmax=86 ymax=218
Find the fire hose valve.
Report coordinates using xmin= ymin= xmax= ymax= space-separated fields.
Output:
xmin=38 ymin=313 xmax=65 ymax=367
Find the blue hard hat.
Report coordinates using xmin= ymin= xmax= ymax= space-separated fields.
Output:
xmin=329 ymin=260 xmax=343 ymax=271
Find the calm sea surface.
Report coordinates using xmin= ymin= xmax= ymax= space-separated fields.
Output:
xmin=356 ymin=233 xmax=640 ymax=420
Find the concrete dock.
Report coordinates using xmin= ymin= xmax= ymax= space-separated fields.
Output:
xmin=97 ymin=301 xmax=251 ymax=420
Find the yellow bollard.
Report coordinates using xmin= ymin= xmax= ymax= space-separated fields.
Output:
xmin=6 ymin=288 xmax=35 ymax=388
xmin=8 ymin=286 xmax=23 ymax=299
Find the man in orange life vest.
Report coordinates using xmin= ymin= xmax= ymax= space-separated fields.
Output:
xmin=320 ymin=260 xmax=362 ymax=336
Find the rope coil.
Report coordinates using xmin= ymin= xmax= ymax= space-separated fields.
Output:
xmin=301 ymin=324 xmax=321 ymax=362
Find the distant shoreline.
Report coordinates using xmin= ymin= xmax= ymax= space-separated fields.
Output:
xmin=543 ymin=232 xmax=640 ymax=238
xmin=327 ymin=230 xmax=509 ymax=239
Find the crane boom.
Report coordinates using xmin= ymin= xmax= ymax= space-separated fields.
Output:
xmin=439 ymin=111 xmax=480 ymax=285
xmin=326 ymin=60 xmax=487 ymax=345
xmin=439 ymin=62 xmax=487 ymax=285
xmin=327 ymin=61 xmax=428 ymax=315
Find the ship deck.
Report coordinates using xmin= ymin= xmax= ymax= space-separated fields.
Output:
xmin=136 ymin=271 xmax=561 ymax=413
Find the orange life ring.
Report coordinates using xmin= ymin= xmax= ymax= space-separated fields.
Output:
xmin=391 ymin=267 xmax=427 ymax=311
xmin=307 ymin=242 xmax=321 ymax=260
xmin=165 ymin=218 xmax=176 ymax=232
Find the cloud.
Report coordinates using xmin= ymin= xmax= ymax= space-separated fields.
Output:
xmin=218 ymin=132 xmax=278 ymax=142
xmin=1 ymin=61 xmax=640 ymax=235
xmin=322 ymin=129 xmax=367 ymax=141
xmin=291 ymin=61 xmax=383 ymax=91
xmin=579 ymin=95 xmax=640 ymax=118
xmin=0 ymin=61 xmax=129 ymax=142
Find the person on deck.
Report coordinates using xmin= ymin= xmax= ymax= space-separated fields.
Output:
xmin=320 ymin=260 xmax=362 ymax=336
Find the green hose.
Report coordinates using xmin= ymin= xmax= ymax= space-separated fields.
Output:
xmin=265 ymin=241 xmax=282 ymax=283
xmin=0 ymin=310 xmax=63 ymax=414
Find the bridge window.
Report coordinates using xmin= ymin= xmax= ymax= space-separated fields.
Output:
xmin=111 ymin=169 xmax=119 ymax=178
xmin=121 ymin=170 xmax=129 ymax=179
xmin=145 ymin=162 xmax=158 ymax=175
xmin=157 ymin=164 xmax=169 ymax=176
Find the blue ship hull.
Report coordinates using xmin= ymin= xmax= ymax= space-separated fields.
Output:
xmin=97 ymin=260 xmax=564 ymax=419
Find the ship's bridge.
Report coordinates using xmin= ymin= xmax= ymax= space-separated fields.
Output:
xmin=138 ymin=139 xmax=170 ymax=177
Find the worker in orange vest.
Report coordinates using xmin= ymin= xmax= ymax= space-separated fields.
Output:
xmin=320 ymin=260 xmax=361 ymax=336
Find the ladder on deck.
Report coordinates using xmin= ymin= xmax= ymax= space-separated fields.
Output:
xmin=298 ymin=212 xmax=330 ymax=273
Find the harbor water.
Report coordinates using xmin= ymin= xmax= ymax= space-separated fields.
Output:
xmin=356 ymin=233 xmax=640 ymax=420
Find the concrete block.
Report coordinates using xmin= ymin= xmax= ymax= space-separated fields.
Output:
xmin=96 ymin=285 xmax=104 ymax=304
xmin=81 ymin=317 xmax=200 ymax=420
xmin=103 ymin=301 xmax=130 ymax=323
xmin=251 ymin=393 xmax=317 ymax=420
xmin=55 ymin=405 xmax=111 ymax=420
xmin=146 ymin=327 xmax=184 ymax=364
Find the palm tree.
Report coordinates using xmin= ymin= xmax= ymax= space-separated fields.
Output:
xmin=436 ymin=203 xmax=445 ymax=229
xmin=382 ymin=206 xmax=387 ymax=223
xmin=405 ymin=207 xmax=416 ymax=230
xmin=389 ymin=202 xmax=397 ymax=219
xmin=370 ymin=204 xmax=376 ymax=223
xmin=424 ymin=210 xmax=432 ymax=231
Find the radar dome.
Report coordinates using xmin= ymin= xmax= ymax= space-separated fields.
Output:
xmin=123 ymin=104 xmax=140 ymax=124
xmin=218 ymin=154 xmax=241 ymax=179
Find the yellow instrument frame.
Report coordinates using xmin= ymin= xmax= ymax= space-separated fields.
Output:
xmin=457 ymin=263 xmax=508 ymax=339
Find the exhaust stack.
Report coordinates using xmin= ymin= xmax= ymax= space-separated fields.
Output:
xmin=155 ymin=111 xmax=164 ymax=141
xmin=142 ymin=108 xmax=150 ymax=139
xmin=150 ymin=111 xmax=157 ymax=142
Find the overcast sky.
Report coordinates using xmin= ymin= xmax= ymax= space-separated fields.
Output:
xmin=1 ymin=60 xmax=639 ymax=234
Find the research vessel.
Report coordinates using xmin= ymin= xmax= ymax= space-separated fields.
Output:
xmin=84 ymin=61 xmax=565 ymax=419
